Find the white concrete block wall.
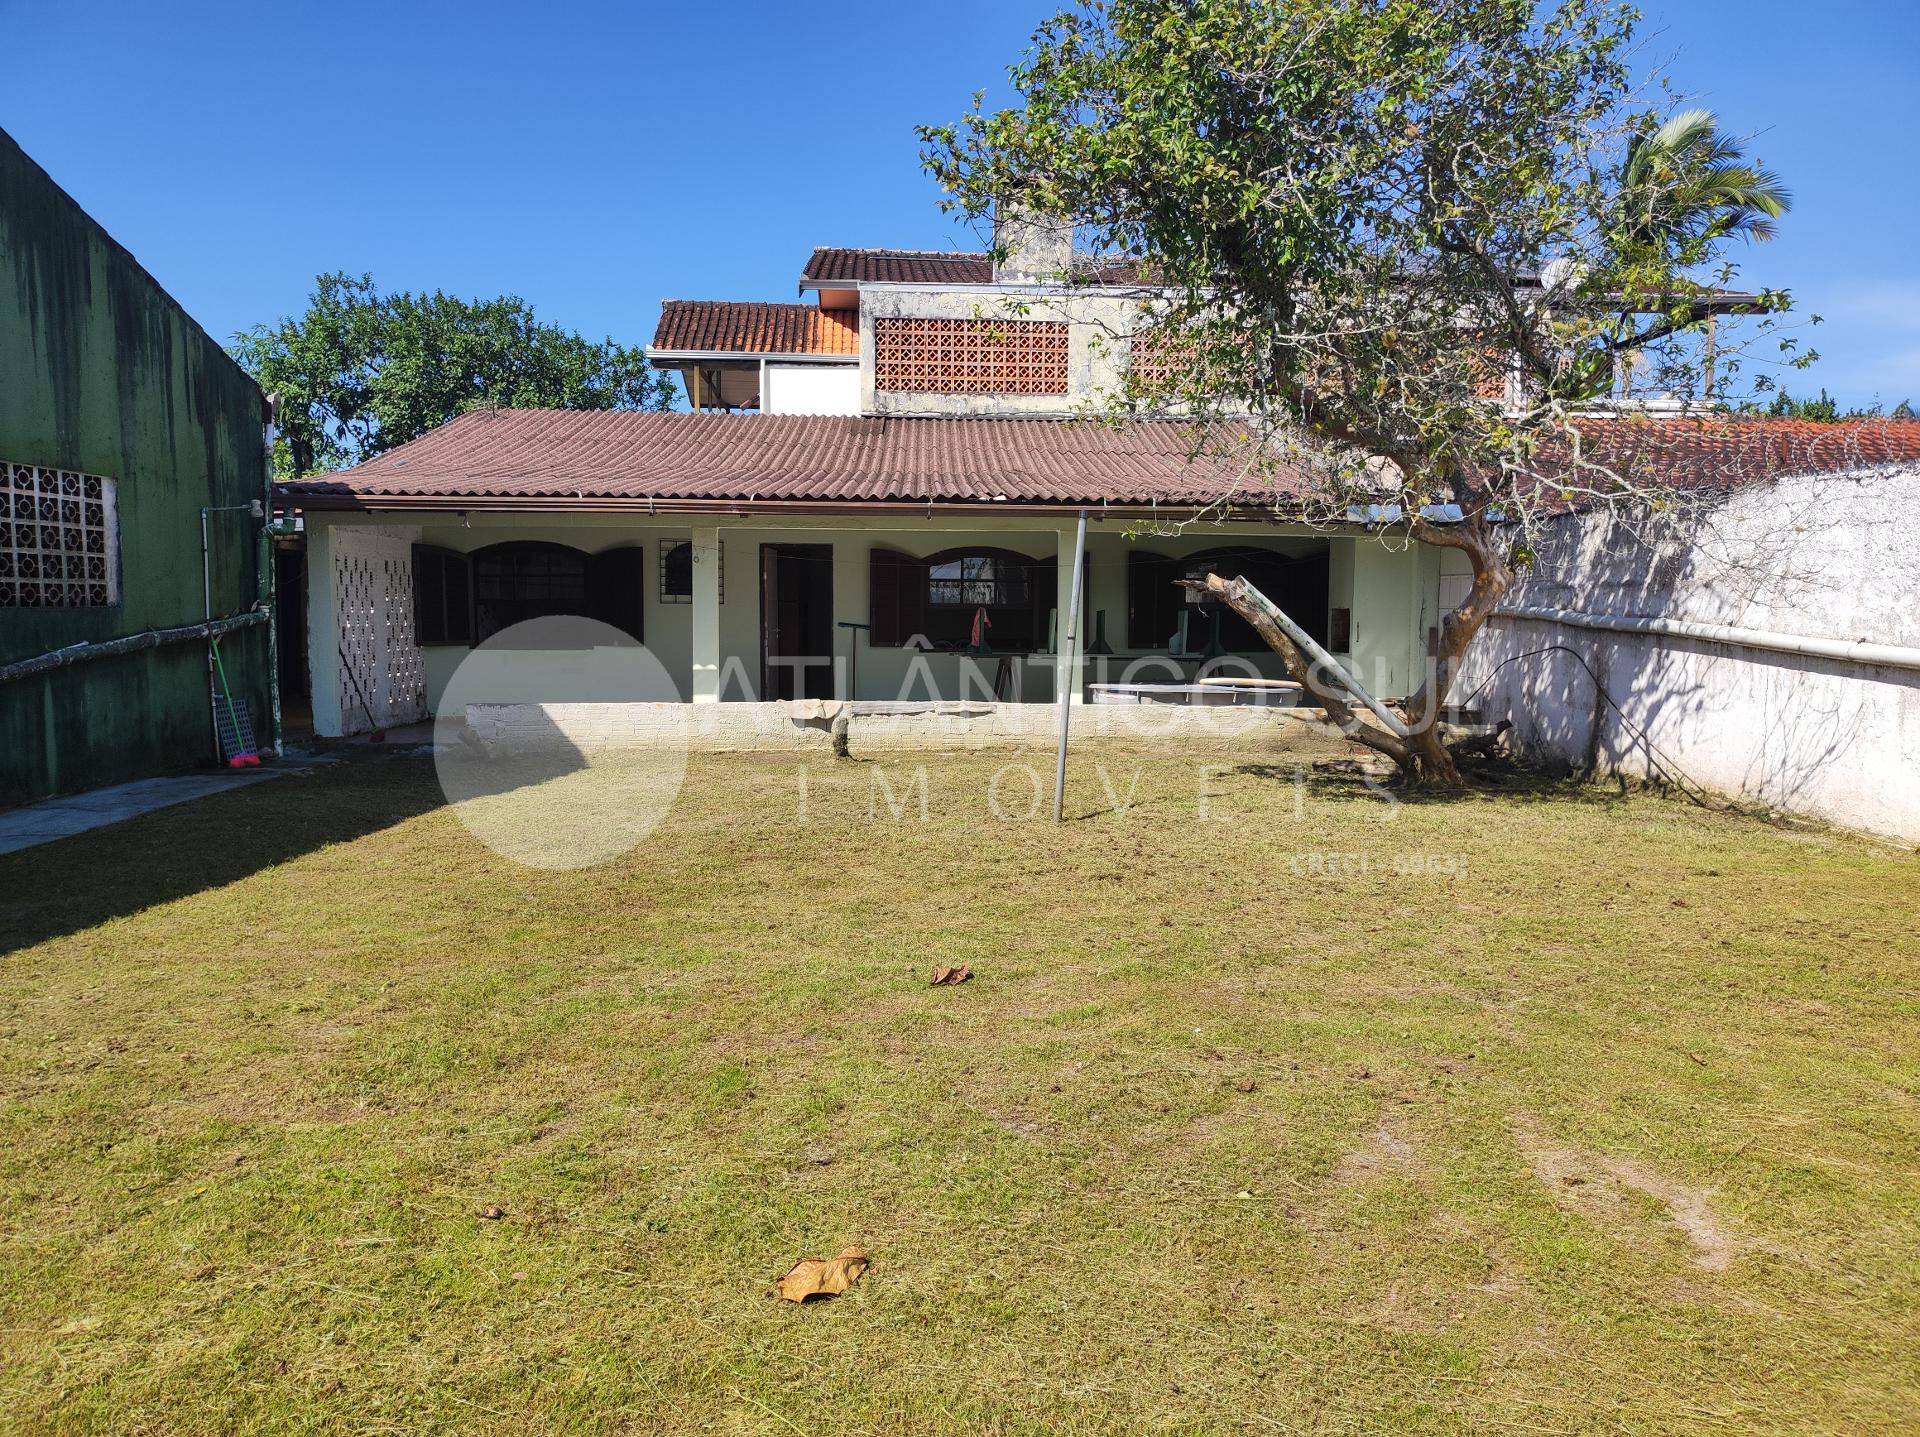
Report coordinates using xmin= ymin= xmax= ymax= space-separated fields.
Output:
xmin=462 ymin=699 xmax=1339 ymax=755
xmin=306 ymin=519 xmax=424 ymax=736
xmin=1455 ymin=466 xmax=1920 ymax=842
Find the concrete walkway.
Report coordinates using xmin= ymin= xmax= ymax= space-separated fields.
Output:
xmin=0 ymin=769 xmax=291 ymax=856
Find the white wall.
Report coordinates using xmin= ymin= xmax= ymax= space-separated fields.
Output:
xmin=307 ymin=521 xmax=425 ymax=735
xmin=1456 ymin=465 xmax=1920 ymax=842
xmin=764 ymin=363 xmax=859 ymax=416
xmin=304 ymin=511 xmax=1409 ymax=721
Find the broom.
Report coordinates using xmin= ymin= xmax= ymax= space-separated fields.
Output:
xmin=209 ymin=637 xmax=260 ymax=767
xmin=338 ymin=642 xmax=386 ymax=742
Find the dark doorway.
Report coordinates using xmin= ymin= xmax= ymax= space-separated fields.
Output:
xmin=273 ymin=542 xmax=312 ymax=741
xmin=760 ymin=543 xmax=834 ymax=699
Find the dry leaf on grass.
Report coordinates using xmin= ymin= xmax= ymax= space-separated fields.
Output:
xmin=931 ymin=965 xmax=971 ymax=986
xmin=775 ymin=1245 xmax=870 ymax=1303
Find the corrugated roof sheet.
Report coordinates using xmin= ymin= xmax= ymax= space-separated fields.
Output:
xmin=652 ymin=301 xmax=858 ymax=356
xmin=276 ymin=411 xmax=1920 ymax=510
xmin=277 ymin=411 xmax=1295 ymax=506
xmin=1524 ymin=416 xmax=1920 ymax=494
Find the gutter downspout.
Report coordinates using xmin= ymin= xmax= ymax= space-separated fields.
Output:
xmin=1496 ymin=605 xmax=1920 ymax=674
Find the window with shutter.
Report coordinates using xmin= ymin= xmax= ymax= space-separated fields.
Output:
xmin=472 ymin=541 xmax=590 ymax=642
xmin=868 ymin=547 xmax=925 ymax=647
xmin=588 ymin=546 xmax=645 ymax=642
xmin=412 ymin=544 xmax=473 ymax=645
xmin=1176 ymin=546 xmax=1331 ymax=653
xmin=1127 ymin=550 xmax=1179 ymax=651
xmin=919 ymin=546 xmax=1056 ymax=651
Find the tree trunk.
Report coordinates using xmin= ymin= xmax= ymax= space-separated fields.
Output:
xmin=1198 ymin=507 xmax=1514 ymax=787
xmin=1402 ymin=507 xmax=1515 ymax=783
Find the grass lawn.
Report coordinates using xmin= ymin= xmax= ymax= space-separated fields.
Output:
xmin=1 ymin=740 xmax=1917 ymax=1434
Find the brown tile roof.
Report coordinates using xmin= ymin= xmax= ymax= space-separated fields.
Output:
xmin=798 ymin=246 xmax=1154 ymax=288
xmin=1527 ymin=416 xmax=1920 ymax=498
xmin=651 ymin=301 xmax=858 ymax=356
xmin=276 ymin=412 xmax=1920 ymax=512
xmin=277 ymin=411 xmax=1296 ymax=508
xmin=801 ymin=247 xmax=994 ymax=286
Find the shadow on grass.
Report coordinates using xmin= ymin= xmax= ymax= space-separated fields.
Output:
xmin=1229 ymin=761 xmax=1647 ymax=811
xmin=1 ymin=706 xmax=622 ymax=953
xmin=0 ymin=749 xmax=459 ymax=954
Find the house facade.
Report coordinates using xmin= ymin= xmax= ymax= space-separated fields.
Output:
xmin=282 ymin=225 xmax=1477 ymax=735
xmin=1 ymin=128 xmax=274 ymax=804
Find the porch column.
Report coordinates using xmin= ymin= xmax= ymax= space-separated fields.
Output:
xmin=690 ymin=525 xmax=722 ymax=702
xmin=1055 ymin=523 xmax=1086 ymax=704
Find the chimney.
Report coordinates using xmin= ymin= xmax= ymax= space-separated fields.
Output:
xmin=992 ymin=191 xmax=1075 ymax=284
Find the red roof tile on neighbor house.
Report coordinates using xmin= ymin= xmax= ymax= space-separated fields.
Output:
xmin=276 ymin=411 xmax=1300 ymax=507
xmin=798 ymin=246 xmax=1156 ymax=288
xmin=800 ymin=247 xmax=994 ymax=286
xmin=1527 ymin=416 xmax=1920 ymax=497
xmin=652 ymin=301 xmax=858 ymax=356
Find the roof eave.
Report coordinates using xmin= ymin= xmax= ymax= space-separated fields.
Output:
xmin=644 ymin=347 xmax=859 ymax=366
xmin=273 ymin=489 xmax=1327 ymax=521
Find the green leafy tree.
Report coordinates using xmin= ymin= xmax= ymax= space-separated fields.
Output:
xmin=233 ymin=273 xmax=673 ymax=476
xmin=1620 ymin=108 xmax=1790 ymax=247
xmin=1755 ymin=389 xmax=1910 ymax=423
xmin=921 ymin=0 xmax=1804 ymax=782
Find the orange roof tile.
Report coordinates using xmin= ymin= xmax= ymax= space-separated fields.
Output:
xmin=652 ymin=301 xmax=858 ymax=356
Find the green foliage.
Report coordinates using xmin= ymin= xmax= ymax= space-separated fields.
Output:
xmin=1620 ymin=107 xmax=1791 ymax=246
xmin=1752 ymin=388 xmax=1914 ymax=423
xmin=232 ymin=273 xmax=673 ymax=476
xmin=919 ymin=0 xmax=1797 ymax=515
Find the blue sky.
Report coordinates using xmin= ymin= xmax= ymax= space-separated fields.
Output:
xmin=6 ymin=0 xmax=1916 ymax=408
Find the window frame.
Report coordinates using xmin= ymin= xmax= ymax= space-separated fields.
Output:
xmin=657 ymin=538 xmax=721 ymax=605
xmin=1 ymin=462 xmax=121 ymax=610
xmin=412 ymin=543 xmax=473 ymax=646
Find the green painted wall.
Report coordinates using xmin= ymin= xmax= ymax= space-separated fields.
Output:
xmin=1 ymin=127 xmax=271 ymax=806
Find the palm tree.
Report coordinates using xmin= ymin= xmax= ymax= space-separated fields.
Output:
xmin=1620 ymin=108 xmax=1792 ymax=247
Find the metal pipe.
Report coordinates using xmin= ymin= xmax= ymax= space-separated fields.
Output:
xmin=1251 ymin=590 xmax=1411 ymax=739
xmin=1052 ymin=508 xmax=1088 ymax=822
xmin=1495 ymin=604 xmax=1920 ymax=674
xmin=276 ymin=491 xmax=1360 ymax=523
xmin=1515 ymin=603 xmax=1920 ymax=670
xmin=262 ymin=412 xmax=283 ymax=755
xmin=201 ymin=500 xmax=263 ymax=761
xmin=0 ymin=609 xmax=269 ymax=686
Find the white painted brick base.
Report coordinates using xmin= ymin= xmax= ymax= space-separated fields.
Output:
xmin=462 ymin=701 xmax=1335 ymax=754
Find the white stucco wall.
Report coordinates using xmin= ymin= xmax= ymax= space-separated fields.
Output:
xmin=1455 ymin=465 xmax=1920 ymax=841
xmin=303 ymin=511 xmax=1404 ymax=734
xmin=763 ymin=363 xmax=859 ymax=416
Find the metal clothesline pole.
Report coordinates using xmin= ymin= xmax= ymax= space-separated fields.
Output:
xmin=1053 ymin=508 xmax=1088 ymax=823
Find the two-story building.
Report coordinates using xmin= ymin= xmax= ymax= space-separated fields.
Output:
xmin=276 ymin=222 xmax=1481 ymax=734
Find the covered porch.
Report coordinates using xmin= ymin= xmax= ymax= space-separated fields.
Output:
xmin=295 ymin=508 xmax=1462 ymax=738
